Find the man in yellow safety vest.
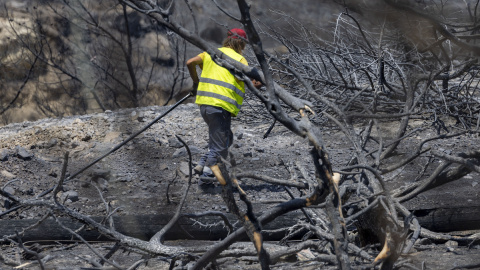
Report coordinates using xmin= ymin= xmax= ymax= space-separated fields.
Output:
xmin=186 ymin=28 xmax=260 ymax=185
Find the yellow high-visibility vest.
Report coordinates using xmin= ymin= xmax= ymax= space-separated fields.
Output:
xmin=195 ymin=47 xmax=247 ymax=116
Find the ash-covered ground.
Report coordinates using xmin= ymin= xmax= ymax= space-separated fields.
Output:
xmin=1 ymin=102 xmax=480 ymax=269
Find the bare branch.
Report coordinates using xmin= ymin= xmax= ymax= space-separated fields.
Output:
xmin=150 ymin=135 xmax=193 ymax=245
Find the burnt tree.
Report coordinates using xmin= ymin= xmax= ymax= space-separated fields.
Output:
xmin=2 ymin=1 xmax=480 ymax=270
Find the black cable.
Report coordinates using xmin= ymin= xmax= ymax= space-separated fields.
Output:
xmin=37 ymin=93 xmax=192 ymax=198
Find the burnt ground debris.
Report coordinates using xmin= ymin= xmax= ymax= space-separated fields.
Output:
xmin=1 ymin=102 xmax=480 ymax=269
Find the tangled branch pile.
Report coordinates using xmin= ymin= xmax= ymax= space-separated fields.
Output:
xmin=2 ymin=0 xmax=480 ymax=269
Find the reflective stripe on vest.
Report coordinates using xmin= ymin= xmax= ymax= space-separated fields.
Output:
xmin=196 ymin=90 xmax=242 ymax=110
xmin=199 ymin=77 xmax=245 ymax=99
xmin=195 ymin=47 xmax=246 ymax=116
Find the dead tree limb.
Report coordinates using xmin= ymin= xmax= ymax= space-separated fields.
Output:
xmin=50 ymin=213 xmax=123 ymax=270
xmin=211 ymin=162 xmax=271 ymax=269
xmin=150 ymin=135 xmax=193 ymax=245
xmin=432 ymin=150 xmax=480 ymax=173
xmin=119 ymin=1 xmax=353 ymax=268
xmin=190 ymin=185 xmax=327 ymax=270
xmin=16 ymin=231 xmax=46 ymax=270
xmin=0 ymin=47 xmax=40 ymax=116
xmin=304 ymin=223 xmax=372 ymax=261
xmin=236 ymin=172 xmax=308 ymax=189
xmin=182 ymin=211 xmax=234 ymax=234
xmin=383 ymin=0 xmax=480 ymax=55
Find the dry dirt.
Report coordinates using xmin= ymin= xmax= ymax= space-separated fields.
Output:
xmin=1 ymin=101 xmax=480 ymax=269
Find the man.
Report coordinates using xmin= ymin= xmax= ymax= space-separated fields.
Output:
xmin=186 ymin=28 xmax=259 ymax=185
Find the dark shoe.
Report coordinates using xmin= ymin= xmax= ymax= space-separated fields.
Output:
xmin=199 ymin=172 xmax=216 ymax=182
xmin=197 ymin=178 xmax=219 ymax=194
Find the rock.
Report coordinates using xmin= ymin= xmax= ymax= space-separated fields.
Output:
xmin=3 ymin=186 xmax=15 ymax=196
xmin=79 ymin=176 xmax=91 ymax=187
xmin=48 ymin=168 xmax=58 ymax=178
xmin=445 ymin=240 xmax=458 ymax=248
xmin=237 ymin=133 xmax=244 ymax=140
xmin=130 ymin=111 xmax=137 ymax=119
xmin=297 ymin=249 xmax=315 ymax=261
xmin=63 ymin=191 xmax=79 ymax=202
xmin=103 ymin=132 xmax=121 ymax=142
xmin=156 ymin=137 xmax=169 ymax=146
xmin=173 ymin=148 xmax=186 ymax=158
xmin=81 ymin=181 xmax=91 ymax=188
xmin=73 ymin=118 xmax=83 ymax=124
xmin=91 ymin=169 xmax=110 ymax=180
xmin=71 ymin=141 xmax=80 ymax=148
xmin=233 ymin=143 xmax=243 ymax=148
xmin=1 ymin=170 xmax=16 ymax=179
xmin=275 ymin=158 xmax=284 ymax=166
xmin=127 ymin=145 xmax=135 ymax=150
xmin=472 ymin=181 xmax=478 ymax=188
xmin=148 ymin=182 xmax=159 ymax=189
xmin=189 ymin=146 xmax=202 ymax=155
xmin=81 ymin=134 xmax=92 ymax=142
xmin=0 ymin=150 xmax=8 ymax=161
xmin=47 ymin=138 xmax=58 ymax=148
xmin=255 ymin=147 xmax=265 ymax=153
xmin=172 ymin=146 xmax=202 ymax=158
xmin=15 ymin=146 xmax=33 ymax=160
xmin=24 ymin=188 xmax=34 ymax=196
xmin=3 ymin=200 xmax=14 ymax=209
xmin=244 ymin=152 xmax=253 ymax=157
xmin=416 ymin=238 xmax=433 ymax=245
xmin=179 ymin=162 xmax=191 ymax=176
xmin=130 ymin=111 xmax=145 ymax=122
xmin=268 ymin=159 xmax=276 ymax=166
xmin=168 ymin=138 xmax=184 ymax=148
xmin=158 ymin=164 xmax=169 ymax=171
xmin=110 ymin=200 xmax=121 ymax=208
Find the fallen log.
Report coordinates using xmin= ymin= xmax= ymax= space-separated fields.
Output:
xmin=0 ymin=212 xmax=303 ymax=243
xmin=406 ymin=206 xmax=480 ymax=232
xmin=402 ymin=182 xmax=480 ymax=232
xmin=1 ymin=205 xmax=479 ymax=243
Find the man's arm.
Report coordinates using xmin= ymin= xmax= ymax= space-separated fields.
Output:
xmin=186 ymin=55 xmax=203 ymax=86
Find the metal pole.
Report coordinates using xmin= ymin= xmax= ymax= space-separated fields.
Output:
xmin=38 ymin=93 xmax=193 ymax=198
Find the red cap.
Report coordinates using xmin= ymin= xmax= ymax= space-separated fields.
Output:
xmin=228 ymin=28 xmax=247 ymax=39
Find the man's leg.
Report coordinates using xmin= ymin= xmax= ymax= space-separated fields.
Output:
xmin=195 ymin=105 xmax=211 ymax=175
xmin=201 ymin=105 xmax=232 ymax=167
xmin=197 ymin=105 xmax=231 ymax=188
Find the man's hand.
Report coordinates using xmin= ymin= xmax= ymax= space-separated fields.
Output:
xmin=253 ymin=80 xmax=262 ymax=89
xmin=191 ymin=82 xmax=199 ymax=96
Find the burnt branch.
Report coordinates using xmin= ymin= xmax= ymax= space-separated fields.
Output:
xmin=211 ymin=161 xmax=271 ymax=269
xmin=150 ymin=135 xmax=193 ymax=245
xmin=236 ymin=172 xmax=308 ymax=189
xmin=50 ymin=213 xmax=123 ymax=270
